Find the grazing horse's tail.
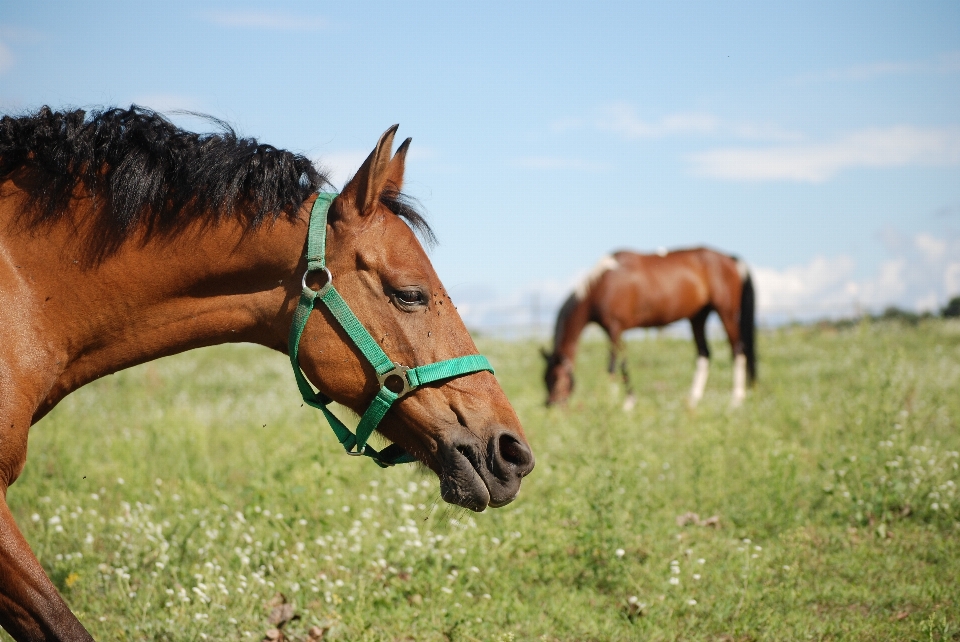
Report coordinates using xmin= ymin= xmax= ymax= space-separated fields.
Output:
xmin=736 ymin=258 xmax=757 ymax=384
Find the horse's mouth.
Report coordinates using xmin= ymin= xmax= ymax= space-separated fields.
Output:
xmin=436 ymin=431 xmax=534 ymax=512
xmin=439 ymin=445 xmax=492 ymax=512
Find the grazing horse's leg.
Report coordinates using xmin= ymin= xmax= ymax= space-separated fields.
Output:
xmin=716 ymin=309 xmax=747 ymax=407
xmin=0 ymin=406 xmax=94 ymax=642
xmin=604 ymin=323 xmax=636 ymax=411
xmin=688 ymin=307 xmax=712 ymax=408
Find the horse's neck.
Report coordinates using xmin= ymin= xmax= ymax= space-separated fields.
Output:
xmin=0 ymin=198 xmax=309 ymax=419
xmin=553 ymin=293 xmax=591 ymax=362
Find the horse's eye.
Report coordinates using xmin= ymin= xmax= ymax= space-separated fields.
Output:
xmin=395 ymin=289 xmax=425 ymax=307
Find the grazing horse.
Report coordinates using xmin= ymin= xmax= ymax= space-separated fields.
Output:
xmin=543 ymin=248 xmax=756 ymax=409
xmin=0 ymin=106 xmax=534 ymax=641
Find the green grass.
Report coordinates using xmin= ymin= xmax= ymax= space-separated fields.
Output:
xmin=7 ymin=320 xmax=960 ymax=641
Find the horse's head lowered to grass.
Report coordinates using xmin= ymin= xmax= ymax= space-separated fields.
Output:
xmin=542 ymin=348 xmax=575 ymax=407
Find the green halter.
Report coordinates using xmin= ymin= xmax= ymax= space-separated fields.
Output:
xmin=288 ymin=193 xmax=495 ymax=468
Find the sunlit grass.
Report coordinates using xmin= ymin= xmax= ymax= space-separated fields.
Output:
xmin=6 ymin=320 xmax=960 ymax=641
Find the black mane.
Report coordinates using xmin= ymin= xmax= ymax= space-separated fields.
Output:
xmin=0 ymin=106 xmax=434 ymax=253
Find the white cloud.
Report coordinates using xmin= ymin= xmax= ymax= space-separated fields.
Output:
xmin=204 ymin=10 xmax=327 ymax=31
xmin=752 ymin=230 xmax=960 ymax=321
xmin=600 ymin=104 xmax=718 ymax=138
xmin=691 ymin=126 xmax=960 ymax=182
xmin=0 ymin=40 xmax=13 ymax=74
xmin=596 ymin=104 xmax=802 ymax=143
xmin=914 ymin=233 xmax=946 ymax=262
xmin=795 ymin=50 xmax=960 ymax=83
xmin=727 ymin=123 xmax=803 ymax=143
xmin=945 ymin=262 xmax=960 ymax=296
xmin=753 ymin=255 xmax=856 ymax=317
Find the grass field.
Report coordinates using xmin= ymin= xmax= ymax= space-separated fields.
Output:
xmin=6 ymin=320 xmax=960 ymax=641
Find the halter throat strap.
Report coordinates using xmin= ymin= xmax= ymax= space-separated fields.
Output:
xmin=288 ymin=193 xmax=494 ymax=468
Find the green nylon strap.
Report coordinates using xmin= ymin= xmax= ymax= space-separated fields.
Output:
xmin=306 ymin=192 xmax=336 ymax=271
xmin=318 ymin=286 xmax=394 ymax=376
xmin=288 ymin=192 xmax=496 ymax=469
xmin=407 ymin=355 xmax=493 ymax=388
xmin=354 ymin=387 xmax=399 ymax=451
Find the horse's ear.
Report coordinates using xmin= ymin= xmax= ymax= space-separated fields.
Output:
xmin=383 ymin=137 xmax=411 ymax=192
xmin=340 ymin=124 xmax=399 ymax=216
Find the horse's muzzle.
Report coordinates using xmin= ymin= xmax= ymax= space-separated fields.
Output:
xmin=438 ymin=428 xmax=535 ymax=511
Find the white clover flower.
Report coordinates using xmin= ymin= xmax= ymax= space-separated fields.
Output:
xmin=31 ymin=513 xmax=40 ymax=523
xmin=615 ymin=548 xmax=625 ymax=558
xmin=687 ymin=599 xmax=697 ymax=606
xmin=697 ymin=558 xmax=705 ymax=564
xmin=117 ymin=478 xmax=124 ymax=485
xmin=693 ymin=574 xmax=701 ymax=580
xmin=628 ymin=596 xmax=639 ymax=605
xmin=669 ymin=577 xmax=680 ymax=585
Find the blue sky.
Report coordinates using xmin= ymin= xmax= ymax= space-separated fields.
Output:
xmin=2 ymin=1 xmax=959 ymax=328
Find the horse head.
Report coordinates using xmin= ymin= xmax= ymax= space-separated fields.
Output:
xmin=541 ymin=347 xmax=575 ymax=407
xmin=293 ymin=126 xmax=534 ymax=512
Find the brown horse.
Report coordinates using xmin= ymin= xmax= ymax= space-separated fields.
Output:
xmin=543 ymin=248 xmax=756 ymax=409
xmin=0 ymin=107 xmax=534 ymax=641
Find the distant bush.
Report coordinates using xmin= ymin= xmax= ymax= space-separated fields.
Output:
xmin=943 ymin=295 xmax=960 ymax=318
xmin=876 ymin=306 xmax=923 ymax=325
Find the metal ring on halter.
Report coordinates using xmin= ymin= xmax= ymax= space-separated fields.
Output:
xmin=345 ymin=445 xmax=367 ymax=456
xmin=377 ymin=364 xmax=414 ymax=398
xmin=302 ymin=266 xmax=333 ymax=298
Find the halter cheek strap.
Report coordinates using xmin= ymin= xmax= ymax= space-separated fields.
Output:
xmin=288 ymin=193 xmax=494 ymax=468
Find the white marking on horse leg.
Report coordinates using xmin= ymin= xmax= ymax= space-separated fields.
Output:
xmin=731 ymin=353 xmax=747 ymax=407
xmin=688 ymin=356 xmax=710 ymax=407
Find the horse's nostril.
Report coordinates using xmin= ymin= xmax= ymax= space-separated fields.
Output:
xmin=497 ymin=433 xmax=533 ymax=473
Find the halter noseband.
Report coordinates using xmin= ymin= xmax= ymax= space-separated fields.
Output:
xmin=288 ymin=193 xmax=494 ymax=468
